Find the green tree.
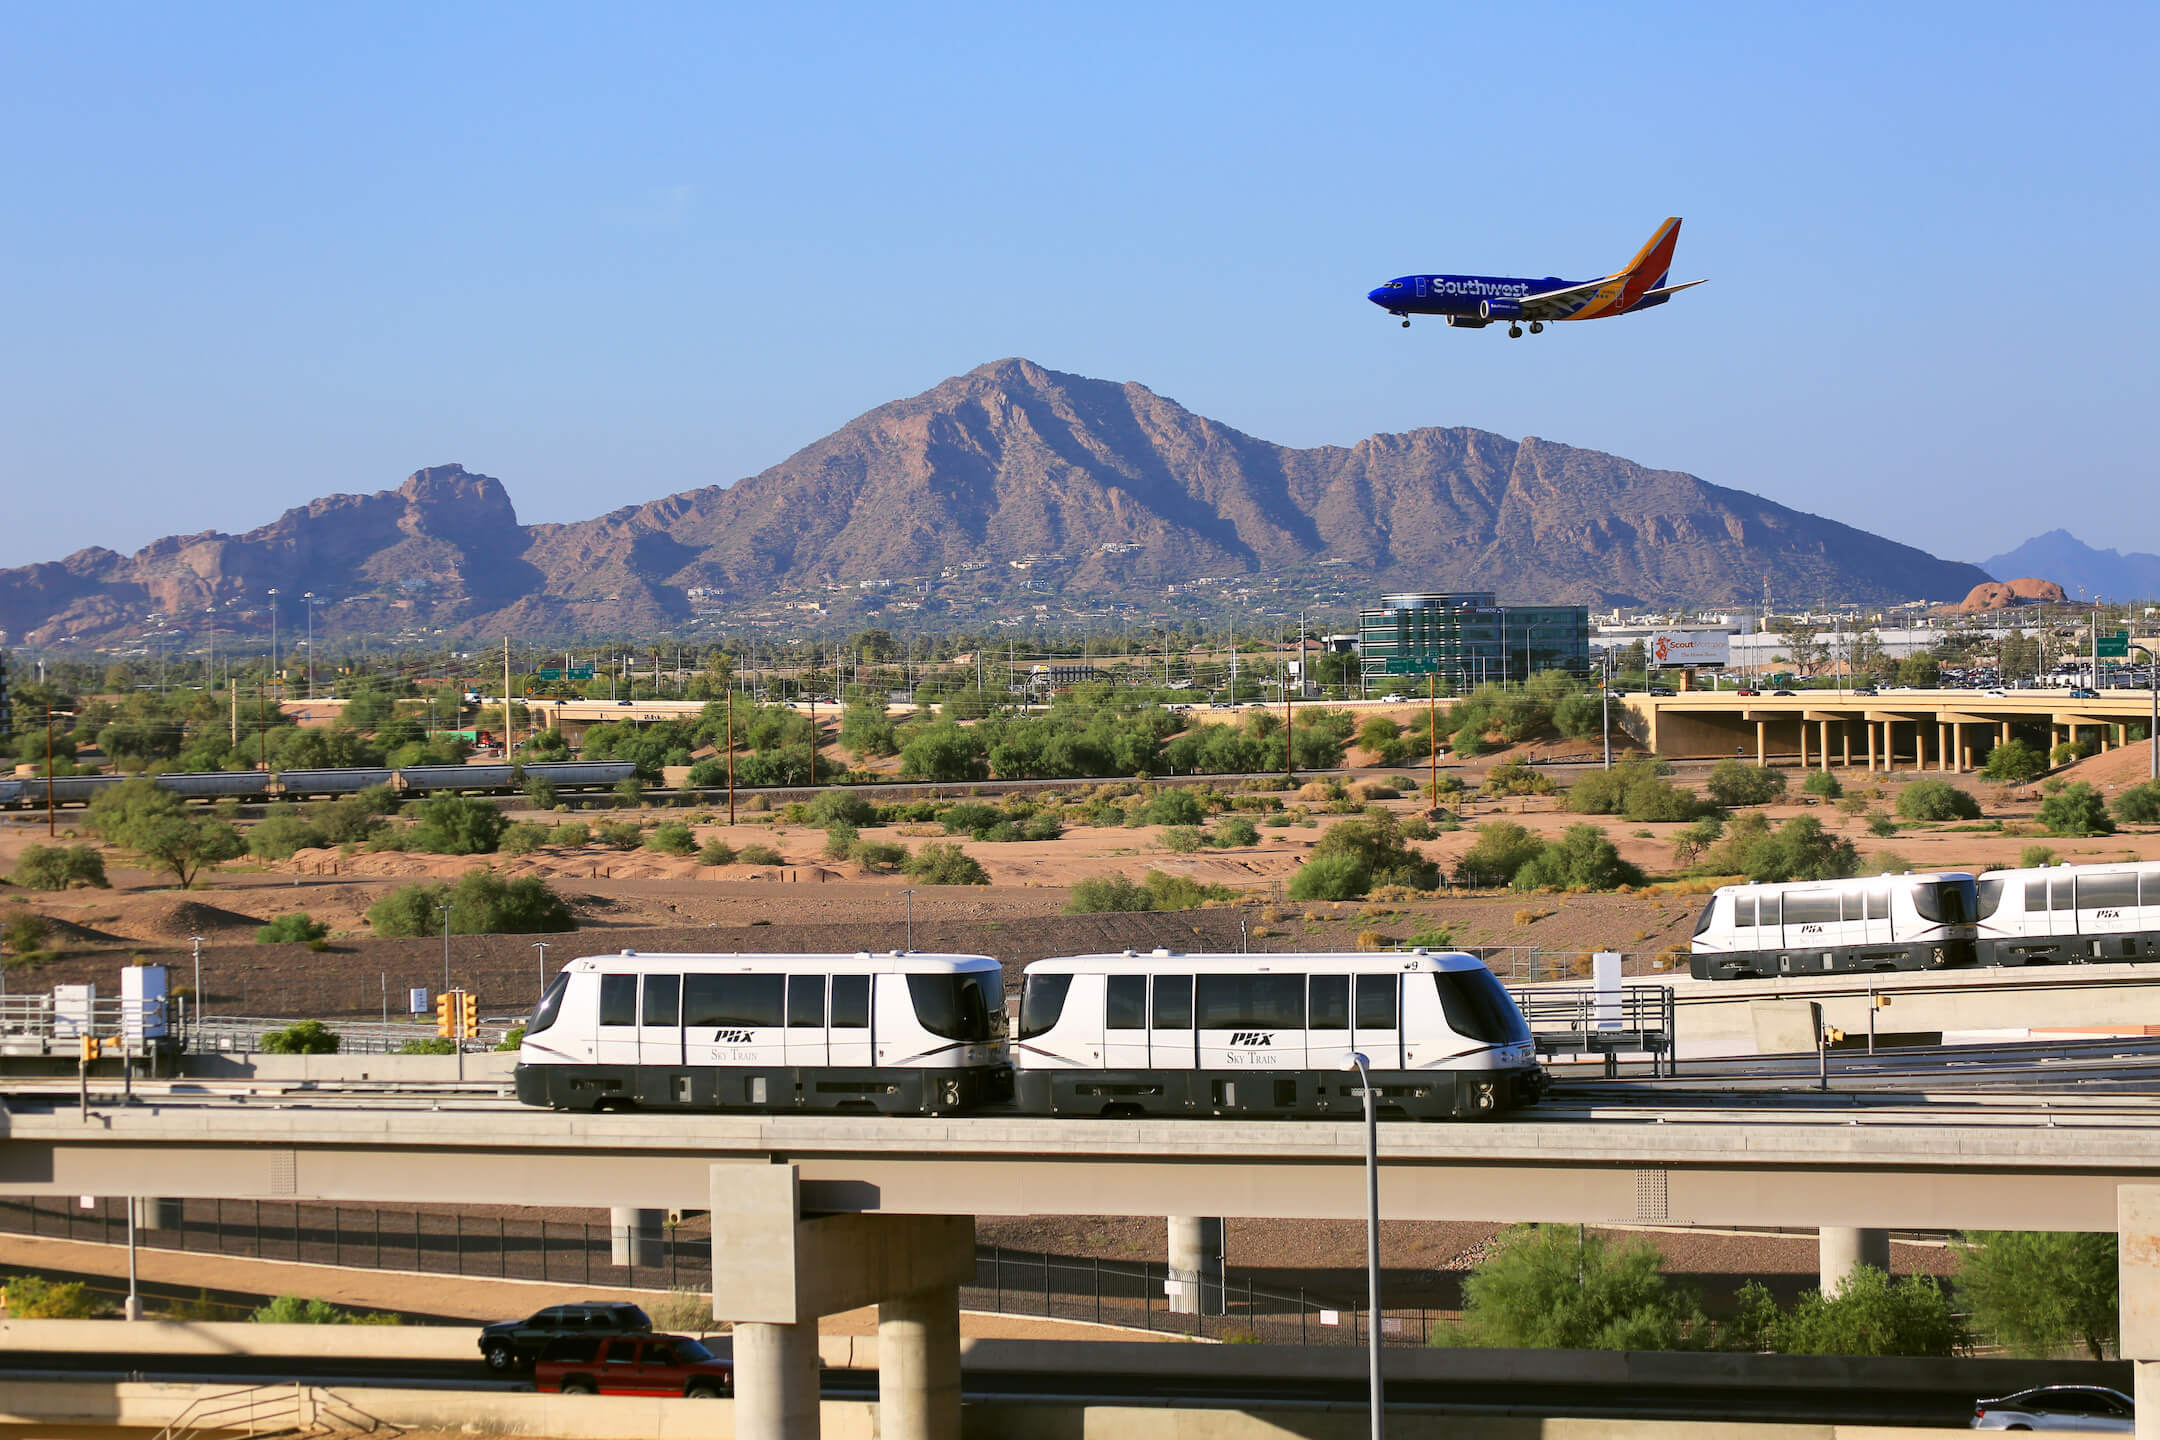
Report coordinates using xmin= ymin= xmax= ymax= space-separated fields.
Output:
xmin=839 ymin=702 xmax=899 ymax=759
xmin=128 ymin=813 xmax=246 ymax=887
xmin=367 ymin=870 xmax=576 ymax=937
xmin=408 ymin=794 xmax=508 ymax=855
xmin=3 ymin=1273 xmax=101 ymax=1318
xmin=1310 ymin=810 xmax=1437 ymax=890
xmin=1955 ymin=1231 xmax=2117 ymax=1359
xmin=248 ymin=1294 xmax=400 ymax=1325
xmin=1979 ymin=738 xmax=2047 ymax=784
xmin=899 ymin=723 xmax=989 ymax=782
xmin=1895 ymin=780 xmax=1981 ymax=821
xmin=2111 ymin=782 xmax=2160 ymax=826
xmin=1706 ymin=759 xmax=1786 ymax=807
xmin=3 ymin=913 xmax=52 ymax=958
xmin=1447 ymin=1224 xmax=1701 ymax=1350
xmin=248 ymin=814 xmax=329 ymax=860
xmin=85 ymin=776 xmax=185 ymax=844
xmin=259 ymin=1019 xmax=340 ymax=1054
xmin=1895 ymin=654 xmax=1942 ymax=688
xmin=1765 ymin=1266 xmax=1963 ymax=1357
xmin=1513 ymin=824 xmax=1646 ymax=892
xmin=1287 ymin=851 xmax=1370 ymax=902
xmin=1703 ymin=813 xmax=1859 ymax=883
xmin=1455 ymin=821 xmax=1547 ymax=889
xmin=1801 ymin=769 xmax=1843 ymax=799
xmin=10 ymin=844 xmax=109 ymax=891
xmin=2038 ymin=781 xmax=2115 ymax=837
xmin=644 ymin=822 xmax=698 ymax=856
xmin=1066 ymin=873 xmax=1156 ymax=913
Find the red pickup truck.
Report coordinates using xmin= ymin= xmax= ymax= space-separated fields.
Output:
xmin=533 ymin=1333 xmax=732 ymax=1397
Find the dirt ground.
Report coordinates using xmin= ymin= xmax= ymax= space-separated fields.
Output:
xmin=5 ymin=746 xmax=2159 ymax=1016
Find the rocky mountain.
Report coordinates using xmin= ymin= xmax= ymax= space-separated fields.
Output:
xmin=1982 ymin=530 xmax=2160 ymax=603
xmin=1 ymin=359 xmax=1995 ymax=645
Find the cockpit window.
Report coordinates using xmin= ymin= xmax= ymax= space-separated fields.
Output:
xmin=1385 ymin=281 xmax=1404 ymax=289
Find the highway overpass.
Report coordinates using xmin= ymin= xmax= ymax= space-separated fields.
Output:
xmin=1625 ymin=687 xmax=2159 ymax=767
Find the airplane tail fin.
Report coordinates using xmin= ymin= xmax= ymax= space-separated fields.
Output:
xmin=1608 ymin=217 xmax=1683 ymax=309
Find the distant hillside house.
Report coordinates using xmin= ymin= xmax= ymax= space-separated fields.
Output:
xmin=1357 ymin=592 xmax=1590 ymax=691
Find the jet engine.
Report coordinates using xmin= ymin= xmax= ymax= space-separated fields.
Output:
xmin=1479 ymin=299 xmax=1524 ymax=322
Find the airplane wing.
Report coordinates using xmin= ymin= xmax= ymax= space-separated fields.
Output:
xmin=1514 ymin=277 xmax=1621 ymax=321
xmin=1633 ymin=279 xmax=1708 ymax=301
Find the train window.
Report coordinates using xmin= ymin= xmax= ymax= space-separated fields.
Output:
xmin=1866 ymin=885 xmax=1889 ymax=921
xmin=1309 ymin=975 xmax=1350 ymax=1029
xmin=2080 ymin=873 xmax=2138 ymax=909
xmin=1693 ymin=900 xmax=1719 ymax=937
xmin=1785 ymin=892 xmax=1840 ymax=925
xmin=1733 ymin=895 xmax=1756 ymax=927
xmin=2025 ymin=879 xmax=2049 ymax=913
xmin=2148 ymin=874 xmax=2160 ymax=907
xmin=831 ymin=975 xmax=870 ymax=1029
xmin=642 ymin=974 xmax=680 ymax=1028
xmin=1975 ymin=877 xmax=2006 ymax=919
xmin=527 ymin=973 xmax=569 ymax=1035
xmin=788 ymin=975 xmax=826 ymax=1028
xmin=1018 ymin=974 xmax=1072 ymax=1039
xmin=1196 ymin=974 xmax=1305 ymax=1030
xmin=599 ymin=975 xmax=637 ymax=1028
xmin=1356 ymin=975 xmax=1397 ymax=1030
xmin=1152 ymin=975 xmax=1193 ymax=1029
xmin=1106 ymin=976 xmax=1147 ymax=1030
xmin=908 ymin=974 xmax=995 ymax=1042
xmin=683 ymin=973 xmax=784 ymax=1028
xmin=1432 ymin=969 xmax=1531 ymax=1044
xmin=2051 ymin=880 xmax=2075 ymax=912
xmin=1913 ymin=877 xmax=1979 ymax=924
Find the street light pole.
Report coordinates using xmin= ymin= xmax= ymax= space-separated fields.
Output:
xmin=532 ymin=941 xmax=550 ymax=1002
xmin=189 ymin=936 xmax=205 ymax=1050
xmin=438 ymin=905 xmax=454 ymax=998
xmin=1339 ymin=1050 xmax=1384 ymax=1440
xmin=303 ymin=592 xmax=315 ymax=701
xmin=899 ymin=888 xmax=916 ymax=951
xmin=1601 ymin=651 xmax=1612 ymax=770
xmin=267 ymin=589 xmax=280 ymax=704
xmin=2134 ymin=643 xmax=2158 ymax=783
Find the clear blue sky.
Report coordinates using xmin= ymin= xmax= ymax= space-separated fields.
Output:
xmin=4 ymin=2 xmax=2155 ymax=572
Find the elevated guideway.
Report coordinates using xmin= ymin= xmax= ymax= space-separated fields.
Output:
xmin=1625 ymin=686 xmax=2159 ymax=766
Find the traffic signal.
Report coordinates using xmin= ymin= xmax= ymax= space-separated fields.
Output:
xmin=1823 ymin=1025 xmax=1845 ymax=1045
xmin=458 ymin=991 xmax=479 ymax=1039
xmin=435 ymin=992 xmax=456 ymax=1039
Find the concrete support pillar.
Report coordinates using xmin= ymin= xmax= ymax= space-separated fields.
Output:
xmin=1842 ymin=724 xmax=1852 ymax=768
xmin=1819 ymin=1227 xmax=1890 ymax=1296
xmin=131 ymin=1198 xmax=183 ymax=1230
xmin=1755 ymin=719 xmax=1766 ymax=766
xmin=1167 ymin=1215 xmax=1226 ymax=1316
xmin=1820 ymin=720 xmax=1832 ymax=771
xmin=878 ymin=1285 xmax=962 ymax=1440
xmin=2000 ymin=720 xmax=2011 ymax=748
xmin=2118 ymin=1187 xmax=2160 ymax=1440
xmin=1953 ymin=722 xmax=1965 ymax=772
xmin=1798 ymin=724 xmax=1809 ymax=769
xmin=733 ymin=1322 xmax=822 ymax=1440
xmin=1938 ymin=722 xmax=1949 ymax=771
xmin=609 ymin=1207 xmax=665 ymax=1268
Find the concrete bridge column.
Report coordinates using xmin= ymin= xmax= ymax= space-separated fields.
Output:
xmin=733 ymin=1322 xmax=822 ymax=1440
xmin=2117 ymin=1187 xmax=2160 ymax=1439
xmin=1938 ymin=722 xmax=1950 ymax=771
xmin=1798 ymin=724 xmax=1808 ymax=768
xmin=879 ymin=1284 xmax=962 ymax=1440
xmin=609 ymin=1207 xmax=664 ymax=1269
xmin=2000 ymin=720 xmax=2012 ymax=749
xmin=1818 ymin=1226 xmax=1890 ymax=1295
xmin=1168 ymin=1215 xmax=1226 ymax=1316
xmin=1820 ymin=720 xmax=1832 ymax=770
xmin=1841 ymin=723 xmax=1852 ymax=768
xmin=1755 ymin=719 xmax=1766 ymax=766
xmin=1866 ymin=720 xmax=1878 ymax=772
xmin=1954 ymin=722 xmax=1967 ymax=772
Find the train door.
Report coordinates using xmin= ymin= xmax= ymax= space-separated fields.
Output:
xmin=639 ymin=972 xmax=682 ymax=1066
xmin=1354 ymin=972 xmax=1403 ymax=1069
xmin=1308 ymin=974 xmax=1351 ymax=1074
xmin=2028 ymin=874 xmax=2076 ymax=940
xmin=785 ymin=973 xmax=828 ymax=1068
xmin=595 ymin=973 xmax=640 ymax=1066
xmin=2075 ymin=870 xmax=2139 ymax=958
xmin=682 ymin=972 xmax=786 ymax=1084
xmin=1151 ymin=974 xmax=1195 ymax=1070
xmin=828 ymin=974 xmax=872 ymax=1067
xmin=1861 ymin=882 xmax=1892 ymax=947
xmin=1196 ymin=973 xmax=1306 ymax=1070
xmin=1104 ymin=973 xmax=1150 ymax=1070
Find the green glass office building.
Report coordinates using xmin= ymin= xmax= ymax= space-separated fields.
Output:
xmin=1356 ymin=592 xmax=1590 ymax=691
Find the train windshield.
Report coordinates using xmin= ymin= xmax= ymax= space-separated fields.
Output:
xmin=1433 ymin=968 xmax=1530 ymax=1045
xmin=526 ymin=973 xmax=570 ymax=1036
xmin=1974 ymin=877 xmax=2007 ymax=920
xmin=909 ymin=972 xmax=1002 ymax=1042
xmin=1017 ymin=973 xmax=1071 ymax=1039
xmin=1913 ymin=877 xmax=1980 ymax=925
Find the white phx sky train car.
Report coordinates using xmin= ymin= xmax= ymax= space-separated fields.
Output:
xmin=1688 ymin=872 xmax=1981 ymax=981
xmin=1011 ymin=949 xmax=1542 ymax=1120
xmin=1974 ymin=860 xmax=2160 ymax=966
xmin=514 ymin=951 xmax=1007 ymax=1114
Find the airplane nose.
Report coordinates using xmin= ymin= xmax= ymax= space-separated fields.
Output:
xmin=1367 ymin=286 xmax=1390 ymax=306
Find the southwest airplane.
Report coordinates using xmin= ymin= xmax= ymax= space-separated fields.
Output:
xmin=1368 ymin=217 xmax=1705 ymax=337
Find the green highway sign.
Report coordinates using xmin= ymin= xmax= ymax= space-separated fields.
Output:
xmin=1381 ymin=658 xmax=1440 ymax=675
xmin=2097 ymin=632 xmax=2130 ymax=659
xmin=569 ymin=665 xmax=595 ymax=680
xmin=536 ymin=667 xmax=562 ymax=681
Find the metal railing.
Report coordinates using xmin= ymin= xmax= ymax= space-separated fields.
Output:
xmin=0 ymin=993 xmax=171 ymax=1056
xmin=185 ymin=1015 xmax=513 ymax=1056
xmin=1509 ymin=983 xmax=1678 ymax=1076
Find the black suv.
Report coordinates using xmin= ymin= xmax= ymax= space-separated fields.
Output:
xmin=479 ymin=1302 xmax=652 ymax=1372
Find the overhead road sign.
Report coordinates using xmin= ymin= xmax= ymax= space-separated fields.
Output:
xmin=2098 ymin=633 xmax=2130 ymax=659
xmin=1381 ymin=659 xmax=1441 ymax=675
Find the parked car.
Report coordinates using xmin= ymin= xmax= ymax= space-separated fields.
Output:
xmin=535 ymin=1333 xmax=733 ymax=1398
xmin=1972 ymin=1384 xmax=2133 ymax=1430
xmin=478 ymin=1302 xmax=652 ymax=1372
xmin=1852 ymin=685 xmax=1880 ymax=696
xmin=1647 ymin=685 xmax=1676 ymax=696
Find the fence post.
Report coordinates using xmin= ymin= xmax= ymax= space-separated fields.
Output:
xmin=254 ymin=1200 xmax=262 ymax=1258
xmin=583 ymin=1222 xmax=591 ymax=1287
xmin=1093 ymin=1257 xmax=1101 ymax=1326
xmin=293 ymin=1203 xmax=300 ymax=1262
xmin=993 ymin=1246 xmax=1001 ymax=1313
xmin=374 ymin=1209 xmax=381 ymax=1270
xmin=333 ymin=1208 xmax=341 ymax=1266
xmin=1043 ymin=1252 xmax=1050 ymax=1318
xmin=454 ymin=1213 xmax=463 ymax=1275
xmin=1300 ymin=1288 xmax=1306 ymax=1346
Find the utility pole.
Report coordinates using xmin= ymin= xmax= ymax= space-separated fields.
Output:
xmin=267 ymin=589 xmax=280 ymax=706
xmin=808 ymin=644 xmax=819 ymax=787
xmin=1427 ymin=671 xmax=1439 ymax=813
xmin=504 ymin=637 xmax=513 ymax=759
xmin=303 ymin=591 xmax=315 ymax=700
xmin=1283 ymin=620 xmax=1295 ymax=787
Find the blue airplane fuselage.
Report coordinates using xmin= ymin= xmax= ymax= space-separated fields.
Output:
xmin=1367 ymin=274 xmax=1571 ymax=318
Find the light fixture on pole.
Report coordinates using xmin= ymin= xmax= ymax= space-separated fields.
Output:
xmin=899 ymin=888 xmax=916 ymax=952
xmin=2134 ymin=642 xmax=2158 ymax=782
xmin=1338 ymin=1050 xmax=1384 ymax=1440
xmin=532 ymin=941 xmax=551 ymax=1001
xmin=189 ymin=936 xmax=206 ymax=1050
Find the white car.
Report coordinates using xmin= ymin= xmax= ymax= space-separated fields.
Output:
xmin=1380 ymin=692 xmax=1407 ymax=703
xmin=1972 ymin=1385 xmax=2134 ymax=1431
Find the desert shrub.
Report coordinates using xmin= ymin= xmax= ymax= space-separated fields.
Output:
xmin=1160 ymin=825 xmax=1204 ymax=853
xmin=398 ymin=1037 xmax=457 ymax=1054
xmin=1567 ymin=756 xmax=1706 ymax=822
xmin=1311 ymin=810 xmax=1437 ymax=891
xmin=643 ymin=822 xmax=698 ymax=856
xmin=698 ymin=839 xmax=737 ymax=866
xmin=737 ymin=842 xmax=785 ymax=867
xmin=904 ymin=841 xmax=988 ymax=885
xmin=817 ymin=822 xmax=857 ymax=860
xmin=1702 ymin=813 xmax=1859 ymax=883
xmin=1211 ymin=816 xmax=1260 ymax=848
xmin=1896 ymin=780 xmax=1980 ymax=822
xmin=496 ymin=1025 xmax=526 ymax=1051
xmin=2039 ymin=782 xmax=2114 ymax=837
xmin=1455 ymin=821 xmax=1547 ymax=889
xmin=10 ymin=844 xmax=108 ymax=891
xmin=805 ymin=789 xmax=877 ymax=827
xmin=1980 ymin=738 xmax=2047 ymax=784
xmin=498 ymin=822 xmax=551 ymax=857
xmin=1954 ymin=1231 xmax=2117 ymax=1360
xmin=407 ymin=794 xmax=507 ymax=855
xmin=259 ymin=1019 xmax=339 ymax=1054
xmin=248 ymin=1295 xmax=401 ymax=1325
xmin=940 ymin=801 xmax=1004 ymax=838
xmin=1446 ymin=1224 xmax=1699 ymax=1351
xmin=1801 ymin=769 xmax=1843 ymax=799
xmin=2017 ymin=844 xmax=2057 ymax=868
xmin=594 ymin=821 xmax=644 ymax=850
xmin=1668 ymin=817 xmax=1724 ymax=869
xmin=1753 ymin=1266 xmax=1962 ymax=1357
xmin=255 ymin=912 xmax=328 ymax=945
xmin=367 ymin=871 xmax=576 ymax=937
xmin=4 ymin=1273 xmax=101 ymax=1318
xmin=851 ymin=840 xmax=907 ymax=873
xmin=1706 ymin=760 xmax=1786 ymax=808
xmin=2110 ymin=782 xmax=2160 ymax=826
xmin=1512 ymin=825 xmax=1647 ymax=892
xmin=248 ymin=814 xmax=328 ymax=860
xmin=2052 ymin=740 xmax=2093 ymax=766
xmin=1483 ymin=761 xmax=1557 ymax=797
xmin=1067 ymin=873 xmax=1154 ymax=913
xmin=1288 ymin=851 xmax=1371 ymax=902
xmin=1866 ymin=813 xmax=1898 ymax=837
xmin=1146 ymin=789 xmax=1209 ymax=826
xmin=3 ymin=913 xmax=51 ymax=958
xmin=1022 ymin=813 xmax=1063 ymax=841
xmin=523 ymin=775 xmax=560 ymax=809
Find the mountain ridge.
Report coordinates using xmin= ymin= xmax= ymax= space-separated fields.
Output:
xmin=0 ymin=359 xmax=1995 ymax=644
xmin=1981 ymin=530 xmax=2160 ymax=603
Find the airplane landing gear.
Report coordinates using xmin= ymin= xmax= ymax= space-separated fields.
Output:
xmin=1401 ymin=319 xmax=1411 ymax=328
xmin=1528 ymin=321 xmax=1544 ymax=334
xmin=1508 ymin=324 xmax=1524 ymax=338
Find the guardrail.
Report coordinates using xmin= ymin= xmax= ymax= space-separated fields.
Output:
xmin=187 ymin=1015 xmax=513 ymax=1056
xmin=1509 ymin=984 xmax=1677 ymax=1076
xmin=0 ymin=994 xmax=171 ymax=1058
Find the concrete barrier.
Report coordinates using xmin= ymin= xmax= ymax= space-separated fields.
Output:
xmin=180 ymin=1052 xmax=519 ymax=1082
